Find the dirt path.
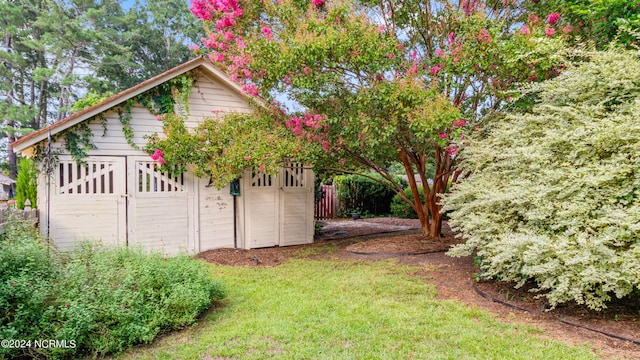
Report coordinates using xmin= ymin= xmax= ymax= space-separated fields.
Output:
xmin=197 ymin=218 xmax=640 ymax=359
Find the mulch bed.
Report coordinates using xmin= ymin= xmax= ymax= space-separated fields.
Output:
xmin=344 ymin=220 xmax=462 ymax=255
xmin=196 ymin=217 xmax=640 ymax=359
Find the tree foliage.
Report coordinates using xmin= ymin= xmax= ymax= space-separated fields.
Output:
xmin=443 ymin=48 xmax=640 ymax=310
xmin=145 ymin=111 xmax=314 ymax=187
xmin=1 ymin=0 xmax=202 ymax=177
xmin=15 ymin=157 xmax=36 ymax=210
xmin=171 ymin=0 xmax=565 ymax=238
xmin=527 ymin=0 xmax=640 ymax=48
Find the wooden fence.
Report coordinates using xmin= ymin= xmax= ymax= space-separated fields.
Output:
xmin=315 ymin=184 xmax=336 ymax=220
xmin=0 ymin=206 xmax=39 ymax=234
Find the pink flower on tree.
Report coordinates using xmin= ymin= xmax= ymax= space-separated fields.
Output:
xmin=452 ymin=119 xmax=467 ymax=128
xmin=188 ymin=43 xmax=200 ymax=52
xmin=190 ymin=0 xmax=213 ymax=21
xmin=430 ymin=65 xmax=441 ymax=76
xmin=303 ymin=66 xmax=312 ymax=75
xmin=448 ymin=32 xmax=456 ymax=45
xmin=242 ymin=83 xmax=259 ymax=96
xmin=150 ymin=149 xmax=166 ymax=165
xmin=386 ymin=53 xmax=395 ymax=59
xmin=235 ymin=37 xmax=247 ymax=49
xmin=210 ymin=52 xmax=225 ymax=62
xmin=520 ymin=25 xmax=530 ymax=35
xmin=406 ymin=61 xmax=419 ymax=76
xmin=376 ymin=25 xmax=386 ymax=34
xmin=547 ymin=12 xmax=561 ymax=25
xmin=528 ymin=13 xmax=541 ymax=25
xmin=215 ymin=17 xmax=235 ymax=31
xmin=563 ymin=25 xmax=574 ymax=34
xmin=438 ymin=133 xmax=448 ymax=139
xmin=545 ymin=27 xmax=556 ymax=37
xmin=446 ymin=145 xmax=459 ymax=157
xmin=321 ymin=141 xmax=331 ymax=152
xmin=201 ymin=38 xmax=218 ymax=49
xmin=435 ymin=49 xmax=444 ymax=58
xmin=262 ymin=26 xmax=273 ymax=40
xmin=478 ymin=28 xmax=492 ymax=44
xmin=312 ymin=0 xmax=325 ymax=8
xmin=223 ymin=31 xmax=235 ymax=41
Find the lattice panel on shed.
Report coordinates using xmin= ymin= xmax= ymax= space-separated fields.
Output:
xmin=282 ymin=163 xmax=306 ymax=188
xmin=251 ymin=171 xmax=273 ymax=187
xmin=58 ymin=160 xmax=116 ymax=195
xmin=136 ymin=162 xmax=185 ymax=193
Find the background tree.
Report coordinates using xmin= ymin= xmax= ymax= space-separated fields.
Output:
xmin=171 ymin=0 xmax=564 ymax=238
xmin=443 ymin=48 xmax=640 ymax=310
xmin=92 ymin=0 xmax=204 ymax=92
xmin=0 ymin=0 xmax=203 ymax=177
xmin=15 ymin=157 xmax=37 ymax=209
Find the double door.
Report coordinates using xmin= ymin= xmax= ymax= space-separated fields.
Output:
xmin=243 ymin=164 xmax=314 ymax=248
xmin=49 ymin=156 xmax=192 ymax=254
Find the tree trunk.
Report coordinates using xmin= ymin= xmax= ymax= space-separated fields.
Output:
xmin=7 ymin=129 xmax=16 ymax=178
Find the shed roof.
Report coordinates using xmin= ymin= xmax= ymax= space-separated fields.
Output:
xmin=0 ymin=174 xmax=15 ymax=186
xmin=11 ymin=56 xmax=249 ymax=153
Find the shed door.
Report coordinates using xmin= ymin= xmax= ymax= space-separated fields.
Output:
xmin=244 ymin=171 xmax=279 ymax=248
xmin=50 ymin=156 xmax=126 ymax=250
xmin=127 ymin=157 xmax=193 ymax=255
xmin=243 ymin=164 xmax=313 ymax=248
xmin=280 ymin=163 xmax=313 ymax=246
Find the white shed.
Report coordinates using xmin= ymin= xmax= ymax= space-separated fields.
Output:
xmin=11 ymin=56 xmax=315 ymax=255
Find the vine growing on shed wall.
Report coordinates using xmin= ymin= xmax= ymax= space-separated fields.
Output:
xmin=38 ymin=71 xmax=197 ymax=165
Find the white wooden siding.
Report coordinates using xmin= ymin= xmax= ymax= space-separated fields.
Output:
xmin=181 ymin=71 xmax=252 ymax=122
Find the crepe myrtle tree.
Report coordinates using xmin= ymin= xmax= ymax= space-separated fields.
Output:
xmin=158 ymin=0 xmax=564 ymax=238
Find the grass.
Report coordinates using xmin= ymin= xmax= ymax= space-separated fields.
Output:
xmin=117 ymin=258 xmax=599 ymax=360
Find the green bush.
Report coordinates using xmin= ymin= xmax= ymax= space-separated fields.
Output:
xmin=0 ymin=217 xmax=225 ymax=359
xmin=443 ymin=48 xmax=640 ymax=310
xmin=0 ymin=218 xmax=58 ymax=358
xmin=334 ymin=174 xmax=406 ymax=216
xmin=390 ymin=186 xmax=425 ymax=219
xmin=15 ymin=158 xmax=37 ymax=209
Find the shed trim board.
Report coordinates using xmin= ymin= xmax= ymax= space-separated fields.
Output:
xmin=16 ymin=57 xmax=314 ymax=255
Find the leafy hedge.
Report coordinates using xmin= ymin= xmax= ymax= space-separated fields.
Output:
xmin=391 ymin=182 xmax=453 ymax=219
xmin=443 ymin=48 xmax=640 ymax=310
xmin=334 ymin=174 xmax=406 ymax=216
xmin=0 ymin=218 xmax=225 ymax=359
xmin=390 ymin=186 xmax=425 ymax=219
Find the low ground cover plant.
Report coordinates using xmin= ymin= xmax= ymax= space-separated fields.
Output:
xmin=443 ymin=48 xmax=640 ymax=310
xmin=0 ymin=218 xmax=225 ymax=359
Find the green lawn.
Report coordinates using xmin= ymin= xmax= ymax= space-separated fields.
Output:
xmin=118 ymin=258 xmax=599 ymax=360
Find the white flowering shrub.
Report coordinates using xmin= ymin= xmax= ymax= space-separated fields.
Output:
xmin=443 ymin=48 xmax=640 ymax=310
